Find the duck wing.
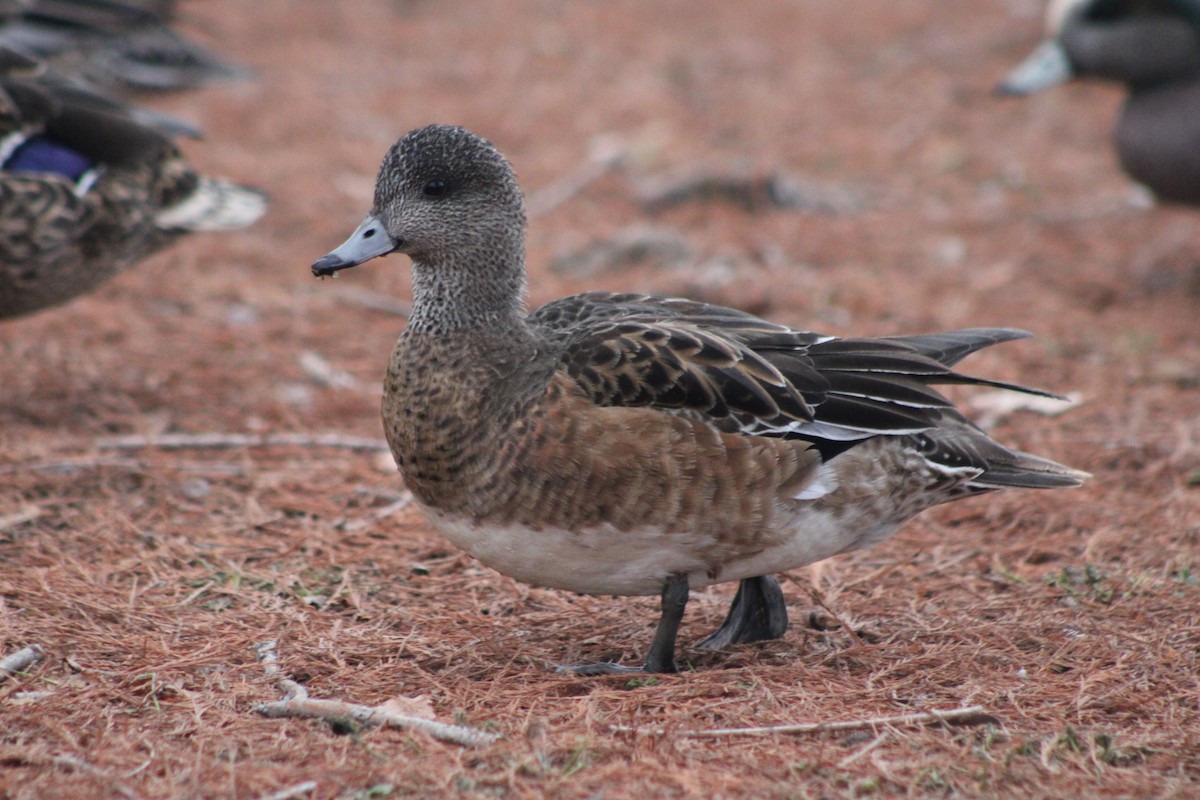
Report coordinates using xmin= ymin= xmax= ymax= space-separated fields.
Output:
xmin=529 ymin=292 xmax=1057 ymax=444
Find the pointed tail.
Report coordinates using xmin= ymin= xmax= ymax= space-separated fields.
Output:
xmin=968 ymin=448 xmax=1089 ymax=491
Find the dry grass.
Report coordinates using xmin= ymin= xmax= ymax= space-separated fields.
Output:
xmin=1 ymin=442 xmax=1196 ymax=798
xmin=3 ymin=0 xmax=1200 ymax=797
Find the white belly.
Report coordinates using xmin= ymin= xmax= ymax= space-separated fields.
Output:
xmin=423 ymin=504 xmax=898 ymax=597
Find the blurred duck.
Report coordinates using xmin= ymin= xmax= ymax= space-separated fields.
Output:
xmin=0 ymin=0 xmax=251 ymax=96
xmin=999 ymin=0 xmax=1200 ymax=206
xmin=0 ymin=48 xmax=265 ymax=319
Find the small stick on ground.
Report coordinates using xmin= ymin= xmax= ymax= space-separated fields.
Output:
xmin=252 ymin=641 xmax=498 ymax=747
xmin=0 ymin=506 xmax=41 ymax=532
xmin=614 ymin=705 xmax=995 ymax=738
xmin=339 ymin=491 xmax=414 ymax=532
xmin=782 ymin=573 xmax=863 ymax=646
xmin=51 ymin=755 xmax=136 ymax=799
xmin=0 ymin=644 xmax=44 ymax=683
xmin=837 ymin=731 xmax=890 ymax=768
xmin=96 ymin=432 xmax=390 ymax=453
xmin=256 ymin=780 xmax=318 ymax=800
xmin=526 ymin=136 xmax=626 ymax=219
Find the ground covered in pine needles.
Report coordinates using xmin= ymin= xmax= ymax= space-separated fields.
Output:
xmin=2 ymin=1 xmax=1198 ymax=797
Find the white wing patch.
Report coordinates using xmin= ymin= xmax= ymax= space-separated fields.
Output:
xmin=794 ymin=461 xmax=839 ymax=501
xmin=733 ymin=416 xmax=932 ymax=441
xmin=0 ymin=132 xmax=27 ymax=165
xmin=155 ymin=176 xmax=267 ymax=231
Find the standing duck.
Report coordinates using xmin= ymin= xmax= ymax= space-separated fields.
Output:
xmin=0 ymin=49 xmax=265 ymax=319
xmin=313 ymin=125 xmax=1087 ymax=674
xmin=1000 ymin=0 xmax=1200 ymax=206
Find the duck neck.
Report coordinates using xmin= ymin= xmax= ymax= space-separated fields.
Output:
xmin=405 ymin=250 xmax=528 ymax=336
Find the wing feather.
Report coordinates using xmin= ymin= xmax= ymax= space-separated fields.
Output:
xmin=529 ymin=292 xmax=1055 ymax=447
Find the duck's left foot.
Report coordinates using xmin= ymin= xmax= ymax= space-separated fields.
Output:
xmin=556 ymin=574 xmax=690 ymax=675
xmin=695 ymin=575 xmax=789 ymax=650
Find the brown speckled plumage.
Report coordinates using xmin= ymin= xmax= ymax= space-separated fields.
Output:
xmin=314 ymin=124 xmax=1087 ymax=673
xmin=0 ymin=48 xmax=265 ymax=319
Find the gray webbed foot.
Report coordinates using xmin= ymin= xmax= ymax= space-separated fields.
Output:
xmin=556 ymin=573 xmax=690 ymax=675
xmin=695 ymin=575 xmax=789 ymax=651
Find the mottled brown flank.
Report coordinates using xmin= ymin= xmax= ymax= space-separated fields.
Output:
xmin=0 ymin=177 xmax=93 ymax=262
xmin=385 ymin=327 xmax=821 ymax=547
xmin=0 ymin=156 xmax=188 ymax=316
xmin=0 ymin=58 xmax=255 ymax=319
xmin=812 ymin=434 xmax=974 ymax=529
xmin=0 ymin=63 xmax=175 ymax=315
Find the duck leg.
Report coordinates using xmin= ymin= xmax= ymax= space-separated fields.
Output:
xmin=559 ymin=573 xmax=690 ymax=675
xmin=694 ymin=575 xmax=788 ymax=650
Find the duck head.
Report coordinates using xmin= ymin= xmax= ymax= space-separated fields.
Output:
xmin=312 ymin=124 xmax=525 ymax=276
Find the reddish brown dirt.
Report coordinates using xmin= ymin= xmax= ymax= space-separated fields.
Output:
xmin=2 ymin=1 xmax=1198 ymax=798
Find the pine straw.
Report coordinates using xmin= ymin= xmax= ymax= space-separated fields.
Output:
xmin=1 ymin=426 xmax=1197 ymax=799
xmin=2 ymin=0 xmax=1200 ymax=796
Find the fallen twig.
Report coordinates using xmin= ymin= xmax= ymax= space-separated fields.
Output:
xmin=837 ymin=731 xmax=890 ymax=768
xmin=0 ymin=645 xmax=44 ymax=683
xmin=637 ymin=169 xmax=865 ymax=214
xmin=255 ymin=686 xmax=499 ymax=747
xmin=547 ymin=224 xmax=692 ymax=277
xmin=96 ymin=432 xmax=389 ymax=453
xmin=298 ymin=351 xmax=359 ymax=390
xmin=0 ymin=458 xmax=248 ymax=477
xmin=613 ymin=705 xmax=994 ymax=738
xmin=526 ymin=135 xmax=626 ymax=220
xmin=252 ymin=641 xmax=498 ymax=747
xmin=339 ymin=491 xmax=413 ymax=532
xmin=968 ymin=390 xmax=1083 ymax=430
xmin=256 ymin=780 xmax=318 ymax=800
xmin=256 ymin=640 xmax=282 ymax=678
xmin=50 ymin=754 xmax=137 ymax=799
xmin=0 ymin=506 xmax=41 ymax=532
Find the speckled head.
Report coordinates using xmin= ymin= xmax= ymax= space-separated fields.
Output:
xmin=312 ymin=124 xmax=526 ymax=275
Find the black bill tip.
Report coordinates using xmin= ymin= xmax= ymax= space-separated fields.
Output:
xmin=311 ymin=253 xmax=352 ymax=277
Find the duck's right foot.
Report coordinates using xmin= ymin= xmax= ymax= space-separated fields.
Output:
xmin=695 ymin=575 xmax=789 ymax=651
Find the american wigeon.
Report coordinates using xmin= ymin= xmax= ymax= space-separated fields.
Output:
xmin=0 ymin=48 xmax=266 ymax=319
xmin=313 ymin=125 xmax=1087 ymax=674
xmin=1000 ymin=0 xmax=1200 ymax=206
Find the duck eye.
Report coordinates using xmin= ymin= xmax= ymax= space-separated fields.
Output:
xmin=423 ymin=180 xmax=448 ymax=197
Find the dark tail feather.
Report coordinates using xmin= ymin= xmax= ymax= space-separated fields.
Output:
xmin=883 ymin=328 xmax=1032 ymax=367
xmin=969 ymin=449 xmax=1090 ymax=490
xmin=883 ymin=328 xmax=1068 ymax=401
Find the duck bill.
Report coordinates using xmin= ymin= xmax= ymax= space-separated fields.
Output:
xmin=312 ymin=213 xmax=398 ymax=276
xmin=996 ymin=39 xmax=1074 ymax=95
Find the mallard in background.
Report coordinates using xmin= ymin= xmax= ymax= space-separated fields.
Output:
xmin=0 ymin=47 xmax=265 ymax=319
xmin=1000 ymin=0 xmax=1200 ymax=207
